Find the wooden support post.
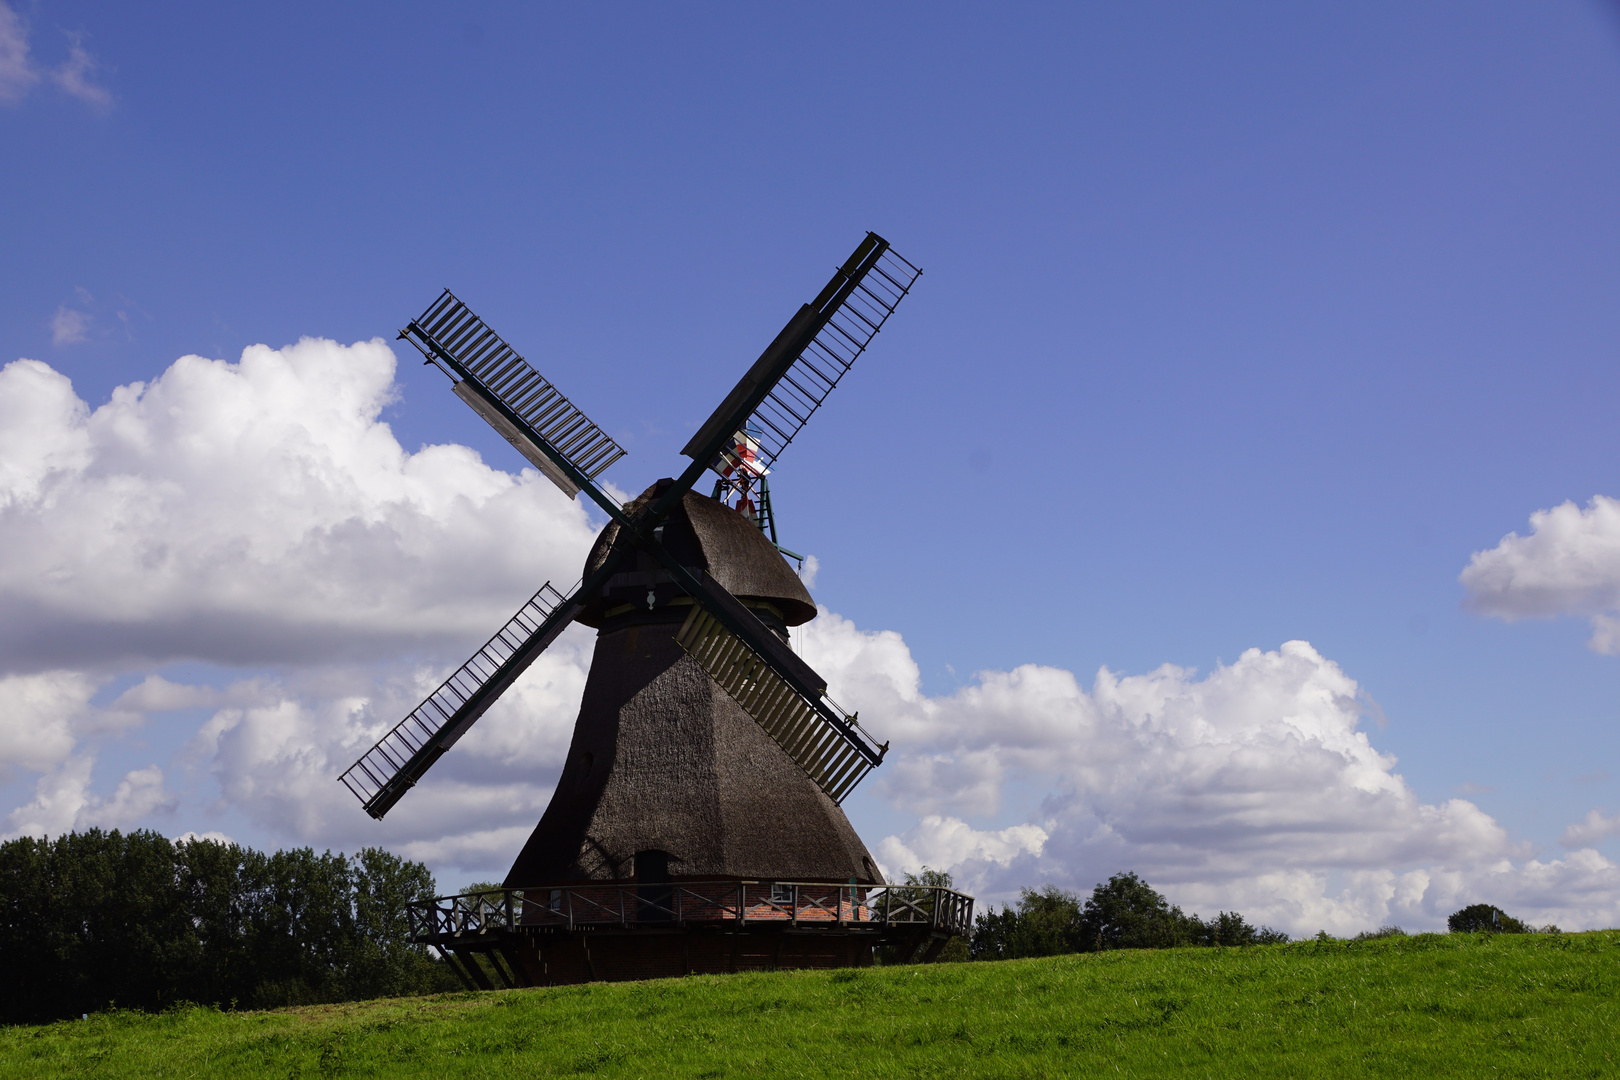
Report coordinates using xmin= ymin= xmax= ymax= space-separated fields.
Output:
xmin=497 ymin=943 xmax=535 ymax=988
xmin=441 ymin=949 xmax=480 ymax=991
xmin=456 ymin=948 xmax=497 ymax=991
xmin=486 ymin=948 xmax=518 ymax=989
xmin=472 ymin=949 xmax=501 ymax=991
xmin=919 ymin=933 xmax=950 ymax=964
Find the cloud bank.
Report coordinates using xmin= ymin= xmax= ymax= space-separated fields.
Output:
xmin=802 ymin=615 xmax=1620 ymax=935
xmin=2 ymin=342 xmax=1617 ymax=934
xmin=1461 ymin=496 xmax=1620 ymax=653
xmin=0 ymin=341 xmax=598 ymax=672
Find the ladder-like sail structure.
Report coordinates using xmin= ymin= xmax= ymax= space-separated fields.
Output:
xmin=682 ymin=234 xmax=920 ymax=477
xmin=339 ymin=582 xmax=574 ymax=819
xmin=401 ymin=291 xmax=627 ymax=498
xmin=674 ymin=605 xmax=884 ymax=803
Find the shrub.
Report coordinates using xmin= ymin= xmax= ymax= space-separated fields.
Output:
xmin=1189 ymin=909 xmax=1290 ymax=946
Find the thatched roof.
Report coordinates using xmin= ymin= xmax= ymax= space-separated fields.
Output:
xmin=575 ymin=480 xmax=816 ymax=628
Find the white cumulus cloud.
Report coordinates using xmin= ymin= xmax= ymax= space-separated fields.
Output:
xmin=1562 ymin=809 xmax=1620 ymax=849
xmin=177 ymin=630 xmax=592 ymax=857
xmin=876 ymin=815 xmax=1048 ymax=879
xmin=804 ymin=614 xmax=1620 ymax=935
xmin=0 ymin=342 xmax=600 ymax=673
xmin=1460 ymin=495 xmax=1620 ymax=653
xmin=4 ymin=758 xmax=176 ymax=838
xmin=0 ymin=671 xmax=97 ymax=775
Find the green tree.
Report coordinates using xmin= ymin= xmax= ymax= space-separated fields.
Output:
xmin=0 ymin=833 xmax=59 ymax=1022
xmin=0 ymin=830 xmax=457 ymax=1023
xmin=347 ymin=847 xmax=454 ymax=1000
xmin=1078 ymin=872 xmax=1194 ymax=950
xmin=966 ymin=873 xmax=1287 ymax=961
xmin=1187 ymin=909 xmax=1290 ymax=946
xmin=969 ymin=904 xmax=1020 ymax=961
xmin=175 ymin=836 xmax=257 ymax=1006
xmin=1447 ymin=904 xmax=1529 ymax=934
xmin=1007 ymin=885 xmax=1088 ymax=957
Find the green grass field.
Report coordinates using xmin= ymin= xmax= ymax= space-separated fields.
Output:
xmin=3 ymin=931 xmax=1615 ymax=1078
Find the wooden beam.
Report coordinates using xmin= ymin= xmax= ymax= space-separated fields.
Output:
xmin=497 ymin=943 xmax=536 ymax=988
xmin=441 ymin=949 xmax=481 ymax=992
xmin=454 ymin=947 xmax=497 ymax=991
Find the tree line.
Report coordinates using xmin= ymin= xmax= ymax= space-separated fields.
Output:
xmin=0 ymin=829 xmax=457 ymax=1025
xmin=947 ymin=871 xmax=1289 ymax=962
xmin=914 ymin=870 xmax=1555 ymax=963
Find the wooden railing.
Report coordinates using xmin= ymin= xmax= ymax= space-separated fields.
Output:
xmin=407 ymin=880 xmax=973 ymax=943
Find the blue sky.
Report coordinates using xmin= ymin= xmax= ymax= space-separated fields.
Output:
xmin=4 ymin=1 xmax=1620 ymax=933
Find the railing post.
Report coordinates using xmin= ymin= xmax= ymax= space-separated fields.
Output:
xmin=792 ymin=883 xmax=799 ymax=926
xmin=505 ymin=890 xmax=514 ymax=930
xmin=739 ymin=882 xmax=747 ymax=925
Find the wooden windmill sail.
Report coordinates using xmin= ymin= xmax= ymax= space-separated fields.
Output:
xmin=339 ymin=234 xmax=918 ymax=838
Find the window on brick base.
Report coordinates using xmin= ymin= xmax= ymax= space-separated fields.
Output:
xmin=770 ymin=882 xmax=793 ymax=904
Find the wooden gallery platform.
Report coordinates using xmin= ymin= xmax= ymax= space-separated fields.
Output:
xmin=410 ymin=880 xmax=974 ymax=988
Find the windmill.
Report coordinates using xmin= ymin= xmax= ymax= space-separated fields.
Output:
xmin=339 ymin=234 xmax=972 ymax=986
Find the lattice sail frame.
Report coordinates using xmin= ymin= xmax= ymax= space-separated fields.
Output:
xmin=402 ymin=291 xmax=626 ymax=497
xmin=675 ymin=605 xmax=884 ymax=803
xmin=339 ymin=582 xmax=569 ymax=816
xmin=720 ymin=243 xmax=919 ymax=478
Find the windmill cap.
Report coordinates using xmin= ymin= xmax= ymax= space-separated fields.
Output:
xmin=577 ymin=480 xmax=817 ymax=628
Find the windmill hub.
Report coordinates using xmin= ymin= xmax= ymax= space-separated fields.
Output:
xmin=337 ymin=236 xmax=972 ymax=986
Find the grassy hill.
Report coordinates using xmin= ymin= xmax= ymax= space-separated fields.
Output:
xmin=2 ymin=931 xmax=1615 ymax=1078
